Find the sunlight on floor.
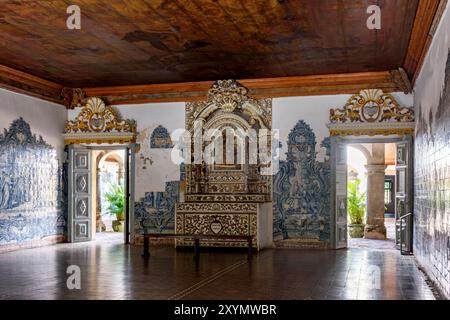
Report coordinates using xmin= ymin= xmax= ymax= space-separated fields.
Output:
xmin=349 ymin=218 xmax=396 ymax=250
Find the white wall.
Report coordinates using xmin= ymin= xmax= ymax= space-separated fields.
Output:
xmin=414 ymin=5 xmax=450 ymax=115
xmin=120 ymin=103 xmax=185 ymax=199
xmin=0 ymin=88 xmax=66 ymax=161
xmin=69 ymin=102 xmax=185 ymax=200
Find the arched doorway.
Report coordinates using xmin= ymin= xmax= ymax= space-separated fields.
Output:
xmin=346 ymin=143 xmax=397 ymax=250
xmin=95 ymin=151 xmax=125 ymax=235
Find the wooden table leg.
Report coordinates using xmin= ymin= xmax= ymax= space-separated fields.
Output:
xmin=143 ymin=235 xmax=150 ymax=258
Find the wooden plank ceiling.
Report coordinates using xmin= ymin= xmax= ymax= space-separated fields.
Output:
xmin=0 ymin=0 xmax=446 ymax=106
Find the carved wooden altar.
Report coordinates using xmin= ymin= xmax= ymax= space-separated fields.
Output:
xmin=175 ymin=80 xmax=273 ymax=249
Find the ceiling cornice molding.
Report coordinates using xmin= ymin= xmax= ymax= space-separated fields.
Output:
xmin=0 ymin=64 xmax=63 ymax=105
xmin=0 ymin=68 xmax=412 ymax=107
xmin=80 ymin=71 xmax=408 ymax=106
xmin=403 ymin=0 xmax=448 ymax=85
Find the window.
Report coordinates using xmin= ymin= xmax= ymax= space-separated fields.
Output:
xmin=384 ymin=181 xmax=392 ymax=204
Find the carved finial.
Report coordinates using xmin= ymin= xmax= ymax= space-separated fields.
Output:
xmin=60 ymin=87 xmax=85 ymax=109
xmin=390 ymin=68 xmax=412 ymax=94
xmin=207 ymin=80 xmax=249 ymax=112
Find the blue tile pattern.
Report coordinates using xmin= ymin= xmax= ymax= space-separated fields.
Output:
xmin=414 ymin=53 xmax=450 ymax=298
xmin=273 ymin=120 xmax=331 ymax=243
xmin=0 ymin=118 xmax=65 ymax=245
xmin=150 ymin=125 xmax=173 ymax=149
xmin=135 ymin=181 xmax=180 ymax=234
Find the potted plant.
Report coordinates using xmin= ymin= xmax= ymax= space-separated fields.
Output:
xmin=347 ymin=178 xmax=366 ymax=238
xmin=104 ymin=183 xmax=125 ymax=232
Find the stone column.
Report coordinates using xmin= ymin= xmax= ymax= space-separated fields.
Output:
xmin=96 ymin=169 xmax=106 ymax=232
xmin=364 ymin=144 xmax=387 ymax=239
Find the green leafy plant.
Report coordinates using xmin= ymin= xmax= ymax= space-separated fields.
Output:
xmin=104 ymin=183 xmax=125 ymax=221
xmin=347 ymin=178 xmax=366 ymax=225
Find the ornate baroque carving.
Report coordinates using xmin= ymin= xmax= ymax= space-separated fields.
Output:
xmin=185 ymin=80 xmax=272 ymax=130
xmin=184 ymin=80 xmax=273 ymax=196
xmin=184 ymin=194 xmax=270 ymax=203
xmin=65 ymin=97 xmax=136 ymax=134
xmin=63 ymin=135 xmax=137 ymax=145
xmin=207 ymin=79 xmax=249 ymax=112
xmin=177 ymin=202 xmax=258 ymax=213
xmin=60 ymin=87 xmax=85 ymax=110
xmin=329 ymin=127 xmax=415 ymax=137
xmin=63 ymin=97 xmax=137 ymax=145
xmin=177 ymin=80 xmax=273 ymax=248
xmin=176 ymin=203 xmax=258 ymax=248
xmin=329 ymin=89 xmax=414 ymax=124
xmin=328 ymin=89 xmax=415 ymax=137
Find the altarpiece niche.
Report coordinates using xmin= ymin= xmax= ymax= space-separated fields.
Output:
xmin=175 ymin=80 xmax=274 ymax=249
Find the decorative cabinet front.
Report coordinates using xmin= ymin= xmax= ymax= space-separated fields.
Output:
xmin=176 ymin=202 xmax=258 ymax=248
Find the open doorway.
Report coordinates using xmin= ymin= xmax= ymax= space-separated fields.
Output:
xmin=93 ymin=149 xmax=126 ymax=243
xmin=332 ymin=136 xmax=413 ymax=252
xmin=346 ymin=143 xmax=397 ymax=250
xmin=67 ymin=145 xmax=133 ymax=244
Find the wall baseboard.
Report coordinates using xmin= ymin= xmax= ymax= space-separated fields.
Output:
xmin=274 ymin=239 xmax=330 ymax=249
xmin=0 ymin=235 xmax=66 ymax=254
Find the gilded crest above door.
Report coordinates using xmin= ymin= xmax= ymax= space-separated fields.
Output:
xmin=328 ymin=89 xmax=415 ymax=137
xmin=63 ymin=97 xmax=137 ymax=145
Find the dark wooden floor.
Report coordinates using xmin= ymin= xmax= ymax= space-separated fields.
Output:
xmin=0 ymin=236 xmax=435 ymax=300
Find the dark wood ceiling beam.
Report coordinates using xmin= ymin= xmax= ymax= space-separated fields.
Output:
xmin=403 ymin=0 xmax=448 ymax=85
xmin=80 ymin=70 xmax=408 ymax=105
xmin=0 ymin=65 xmax=414 ymax=108
xmin=0 ymin=64 xmax=63 ymax=104
xmin=1 ymin=63 xmax=408 ymax=107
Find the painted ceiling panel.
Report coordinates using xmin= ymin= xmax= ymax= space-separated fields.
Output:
xmin=0 ymin=0 xmax=419 ymax=87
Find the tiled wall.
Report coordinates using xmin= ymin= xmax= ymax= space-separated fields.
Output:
xmin=134 ymin=181 xmax=181 ymax=234
xmin=133 ymin=125 xmax=182 ymax=236
xmin=0 ymin=118 xmax=66 ymax=251
xmin=273 ymin=120 xmax=331 ymax=248
xmin=413 ymin=3 xmax=450 ymax=298
xmin=0 ymin=88 xmax=67 ymax=252
xmin=414 ymin=52 xmax=450 ymax=298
